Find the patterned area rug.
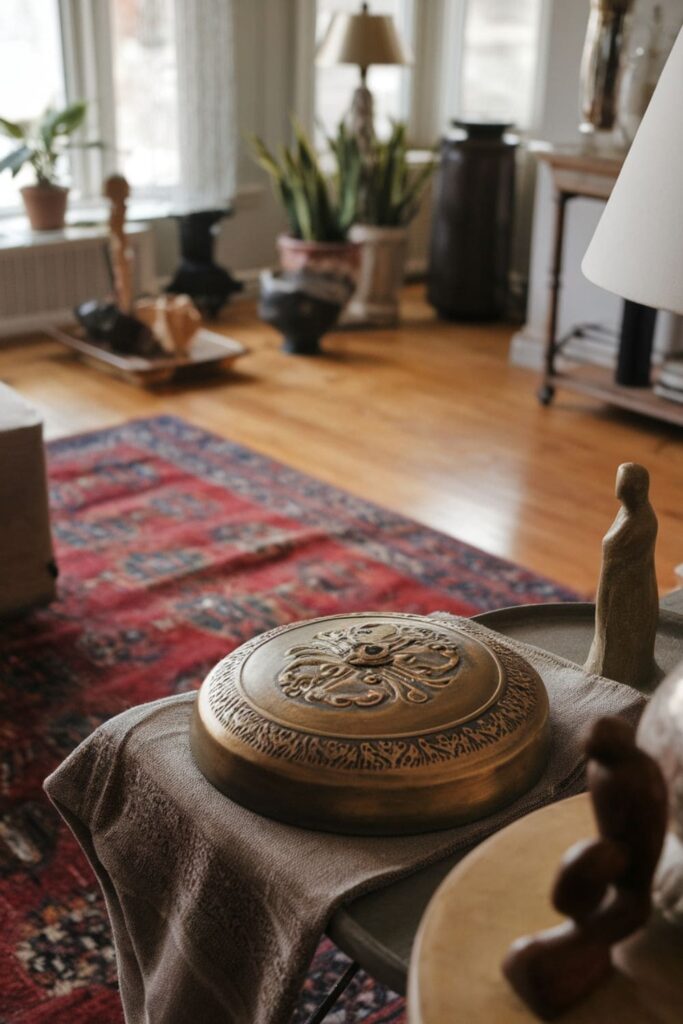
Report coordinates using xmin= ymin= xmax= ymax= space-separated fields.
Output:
xmin=1 ymin=416 xmax=577 ymax=1023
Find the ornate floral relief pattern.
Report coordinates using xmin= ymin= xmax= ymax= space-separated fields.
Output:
xmin=276 ymin=621 xmax=461 ymax=709
xmin=205 ymin=619 xmax=544 ymax=772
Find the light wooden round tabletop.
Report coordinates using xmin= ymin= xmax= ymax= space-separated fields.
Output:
xmin=408 ymin=793 xmax=683 ymax=1023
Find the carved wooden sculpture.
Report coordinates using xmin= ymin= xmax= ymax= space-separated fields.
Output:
xmin=502 ymin=716 xmax=668 ymax=1020
xmin=103 ymin=174 xmax=134 ymax=314
xmin=134 ymin=295 xmax=200 ymax=357
xmin=584 ymin=462 xmax=659 ymax=688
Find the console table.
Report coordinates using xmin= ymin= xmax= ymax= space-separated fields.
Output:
xmin=535 ymin=146 xmax=683 ymax=428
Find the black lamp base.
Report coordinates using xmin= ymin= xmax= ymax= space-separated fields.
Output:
xmin=616 ymin=300 xmax=657 ymax=387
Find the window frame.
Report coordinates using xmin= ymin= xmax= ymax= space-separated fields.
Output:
xmin=59 ymin=0 xmax=118 ymax=201
xmin=0 ymin=0 xmax=180 ymax=215
xmin=299 ymin=0 xmax=419 ymax=146
xmin=300 ymin=0 xmax=549 ymax=149
xmin=60 ymin=0 xmax=179 ymax=204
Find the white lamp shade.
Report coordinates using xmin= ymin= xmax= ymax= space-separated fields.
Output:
xmin=582 ymin=27 xmax=683 ymax=315
xmin=316 ymin=11 xmax=413 ymax=70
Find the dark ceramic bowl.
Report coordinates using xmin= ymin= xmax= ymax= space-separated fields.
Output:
xmin=258 ymin=269 xmax=354 ymax=355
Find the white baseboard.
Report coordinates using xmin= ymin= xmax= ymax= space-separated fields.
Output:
xmin=509 ymin=324 xmax=623 ymax=371
xmin=0 ymin=308 xmax=77 ymax=343
xmin=509 ymin=326 xmax=546 ymax=370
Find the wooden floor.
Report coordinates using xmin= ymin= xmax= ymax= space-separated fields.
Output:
xmin=2 ymin=286 xmax=682 ymax=595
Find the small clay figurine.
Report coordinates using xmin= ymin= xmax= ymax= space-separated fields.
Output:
xmin=502 ymin=716 xmax=668 ymax=1020
xmin=584 ymin=463 xmax=659 ymax=689
xmin=103 ymin=174 xmax=134 ymax=314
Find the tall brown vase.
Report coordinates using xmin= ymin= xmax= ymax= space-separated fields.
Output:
xmin=427 ymin=121 xmax=517 ymax=321
xmin=20 ymin=185 xmax=69 ymax=231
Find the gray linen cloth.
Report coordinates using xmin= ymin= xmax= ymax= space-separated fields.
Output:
xmin=44 ymin=616 xmax=646 ymax=1024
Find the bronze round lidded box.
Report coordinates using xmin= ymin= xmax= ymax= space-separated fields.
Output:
xmin=190 ymin=613 xmax=550 ymax=835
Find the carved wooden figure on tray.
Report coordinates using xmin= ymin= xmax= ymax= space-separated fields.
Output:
xmin=502 ymin=716 xmax=668 ymax=1020
xmin=103 ymin=173 xmax=134 ymax=314
xmin=584 ymin=462 xmax=659 ymax=688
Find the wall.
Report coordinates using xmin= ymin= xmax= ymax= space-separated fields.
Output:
xmin=511 ymin=0 xmax=683 ymax=368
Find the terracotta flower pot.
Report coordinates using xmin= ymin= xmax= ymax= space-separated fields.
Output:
xmin=20 ymin=184 xmax=69 ymax=231
xmin=276 ymin=235 xmax=361 ymax=283
xmin=345 ymin=224 xmax=409 ymax=327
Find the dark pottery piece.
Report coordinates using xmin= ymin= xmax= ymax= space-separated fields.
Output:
xmin=166 ymin=209 xmax=243 ymax=319
xmin=258 ymin=269 xmax=354 ymax=355
xmin=428 ymin=123 xmax=517 ymax=320
xmin=450 ymin=119 xmax=513 ymax=140
xmin=74 ymin=300 xmax=164 ymax=358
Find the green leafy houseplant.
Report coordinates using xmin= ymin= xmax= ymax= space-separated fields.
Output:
xmin=252 ymin=121 xmax=362 ymax=243
xmin=356 ymin=122 xmax=435 ymax=227
xmin=0 ymin=102 xmax=89 ymax=229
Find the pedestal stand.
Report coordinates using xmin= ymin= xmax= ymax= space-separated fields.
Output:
xmin=166 ymin=209 xmax=243 ymax=319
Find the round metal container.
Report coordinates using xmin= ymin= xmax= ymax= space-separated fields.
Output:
xmin=190 ymin=613 xmax=550 ymax=835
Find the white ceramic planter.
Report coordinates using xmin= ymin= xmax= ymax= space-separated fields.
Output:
xmin=345 ymin=224 xmax=409 ymax=327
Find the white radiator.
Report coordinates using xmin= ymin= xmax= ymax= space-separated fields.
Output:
xmin=0 ymin=223 xmax=156 ymax=338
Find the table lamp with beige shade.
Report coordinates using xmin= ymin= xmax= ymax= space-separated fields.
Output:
xmin=581 ymin=25 xmax=683 ymax=386
xmin=316 ymin=3 xmax=412 ymax=152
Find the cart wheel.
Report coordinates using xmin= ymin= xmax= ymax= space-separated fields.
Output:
xmin=537 ymin=383 xmax=555 ymax=406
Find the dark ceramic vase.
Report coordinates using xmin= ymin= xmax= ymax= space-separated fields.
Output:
xmin=258 ymin=269 xmax=354 ymax=355
xmin=427 ymin=121 xmax=517 ymax=321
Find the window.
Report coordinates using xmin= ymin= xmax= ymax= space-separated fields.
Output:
xmin=0 ymin=0 xmax=183 ymax=211
xmin=459 ymin=0 xmax=544 ymax=128
xmin=315 ymin=0 xmax=413 ymax=143
xmin=110 ymin=0 xmax=180 ymax=191
xmin=311 ymin=0 xmax=546 ymax=149
xmin=0 ymin=0 xmax=66 ymax=208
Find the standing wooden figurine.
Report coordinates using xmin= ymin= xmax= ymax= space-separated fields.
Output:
xmin=584 ymin=462 xmax=659 ymax=689
xmin=502 ymin=716 xmax=668 ymax=1020
xmin=103 ymin=174 xmax=134 ymax=314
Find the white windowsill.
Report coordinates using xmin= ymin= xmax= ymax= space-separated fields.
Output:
xmin=0 ymin=183 xmax=266 ymax=235
xmin=0 ymin=220 xmax=152 ymax=253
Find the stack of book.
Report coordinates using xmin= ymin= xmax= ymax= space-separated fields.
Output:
xmin=654 ymin=358 xmax=683 ymax=404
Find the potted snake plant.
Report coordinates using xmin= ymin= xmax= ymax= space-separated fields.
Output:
xmin=252 ymin=121 xmax=362 ymax=281
xmin=346 ymin=122 xmax=436 ymax=326
xmin=0 ymin=102 xmax=88 ymax=231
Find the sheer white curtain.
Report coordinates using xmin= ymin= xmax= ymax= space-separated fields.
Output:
xmin=173 ymin=0 xmax=237 ymax=208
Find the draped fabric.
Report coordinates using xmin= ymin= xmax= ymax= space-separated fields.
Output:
xmin=174 ymin=0 xmax=237 ymax=208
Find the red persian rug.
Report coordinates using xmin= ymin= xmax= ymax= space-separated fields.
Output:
xmin=0 ymin=416 xmax=577 ymax=1023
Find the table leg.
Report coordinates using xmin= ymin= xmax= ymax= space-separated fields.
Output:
xmin=538 ymin=189 xmax=571 ymax=406
xmin=304 ymin=960 xmax=360 ymax=1024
